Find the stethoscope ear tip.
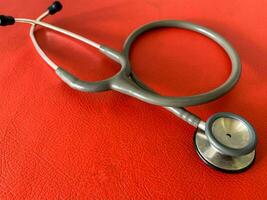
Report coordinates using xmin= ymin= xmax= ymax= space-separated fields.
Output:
xmin=0 ymin=15 xmax=15 ymax=26
xmin=48 ymin=1 xmax=63 ymax=15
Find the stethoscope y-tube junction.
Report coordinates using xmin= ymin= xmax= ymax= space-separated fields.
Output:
xmin=0 ymin=1 xmax=257 ymax=173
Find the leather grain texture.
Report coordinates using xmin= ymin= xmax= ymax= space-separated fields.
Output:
xmin=0 ymin=0 xmax=266 ymax=199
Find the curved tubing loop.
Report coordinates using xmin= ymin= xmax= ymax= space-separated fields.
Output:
xmin=24 ymin=16 xmax=241 ymax=128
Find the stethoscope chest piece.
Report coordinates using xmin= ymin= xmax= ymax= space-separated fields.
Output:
xmin=194 ymin=112 xmax=256 ymax=173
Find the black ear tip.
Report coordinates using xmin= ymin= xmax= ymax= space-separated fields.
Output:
xmin=0 ymin=15 xmax=15 ymax=26
xmin=48 ymin=1 xmax=63 ymax=15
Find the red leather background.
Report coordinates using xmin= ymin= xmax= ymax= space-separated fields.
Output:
xmin=0 ymin=0 xmax=267 ymax=199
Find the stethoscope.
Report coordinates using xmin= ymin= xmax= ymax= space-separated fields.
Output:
xmin=0 ymin=1 xmax=257 ymax=173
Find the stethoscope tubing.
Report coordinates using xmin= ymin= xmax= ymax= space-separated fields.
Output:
xmin=17 ymin=11 xmax=241 ymax=130
xmin=27 ymin=12 xmax=205 ymax=128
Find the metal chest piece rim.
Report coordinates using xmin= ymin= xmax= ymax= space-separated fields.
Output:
xmin=194 ymin=112 xmax=256 ymax=173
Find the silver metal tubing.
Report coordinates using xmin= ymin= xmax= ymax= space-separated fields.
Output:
xmin=16 ymin=18 xmax=101 ymax=49
xmin=30 ymin=11 xmax=59 ymax=70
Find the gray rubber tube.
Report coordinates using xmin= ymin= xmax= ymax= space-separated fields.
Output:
xmin=121 ymin=20 xmax=241 ymax=107
xmin=27 ymin=18 xmax=240 ymax=108
xmin=130 ymin=74 xmax=201 ymax=127
xmin=27 ymin=17 xmax=241 ymax=128
xmin=55 ymin=20 xmax=241 ymax=108
xmin=116 ymin=20 xmax=241 ymax=127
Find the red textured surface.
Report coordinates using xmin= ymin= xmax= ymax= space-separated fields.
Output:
xmin=0 ymin=0 xmax=267 ymax=199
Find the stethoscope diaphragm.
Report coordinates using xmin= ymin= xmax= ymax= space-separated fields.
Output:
xmin=194 ymin=112 xmax=256 ymax=172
